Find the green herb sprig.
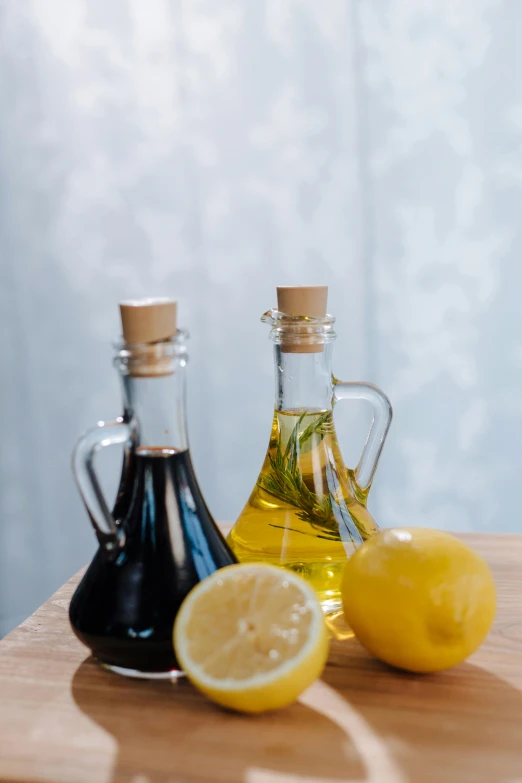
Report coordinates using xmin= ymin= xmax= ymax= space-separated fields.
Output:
xmin=258 ymin=412 xmax=353 ymax=542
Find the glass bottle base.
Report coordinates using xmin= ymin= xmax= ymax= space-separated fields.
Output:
xmin=318 ymin=599 xmax=355 ymax=641
xmin=323 ymin=608 xmax=355 ymax=641
xmin=97 ymin=660 xmax=185 ymax=680
xmin=320 ymin=597 xmax=343 ymax=615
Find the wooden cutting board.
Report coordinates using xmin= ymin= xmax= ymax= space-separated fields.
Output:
xmin=0 ymin=532 xmax=521 ymax=783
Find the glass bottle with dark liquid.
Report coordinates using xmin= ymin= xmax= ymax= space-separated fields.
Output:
xmin=69 ymin=298 xmax=235 ymax=678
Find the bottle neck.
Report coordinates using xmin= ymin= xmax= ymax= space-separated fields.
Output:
xmin=120 ymin=371 xmax=188 ymax=452
xmin=274 ymin=343 xmax=334 ymax=412
xmin=114 ymin=336 xmax=189 ymax=452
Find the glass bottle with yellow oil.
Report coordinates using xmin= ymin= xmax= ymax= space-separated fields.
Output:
xmin=228 ymin=286 xmax=392 ymax=621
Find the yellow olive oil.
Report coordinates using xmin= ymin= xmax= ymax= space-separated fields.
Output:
xmin=228 ymin=409 xmax=378 ymax=613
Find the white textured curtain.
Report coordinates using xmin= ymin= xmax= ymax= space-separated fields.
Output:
xmin=1 ymin=0 xmax=521 ymax=636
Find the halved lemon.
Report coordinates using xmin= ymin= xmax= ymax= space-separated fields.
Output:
xmin=174 ymin=563 xmax=329 ymax=713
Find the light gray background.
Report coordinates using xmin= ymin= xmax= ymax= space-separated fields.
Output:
xmin=1 ymin=0 xmax=521 ymax=636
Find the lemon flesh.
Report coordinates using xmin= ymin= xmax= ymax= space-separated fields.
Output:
xmin=342 ymin=528 xmax=496 ymax=673
xmin=174 ymin=563 xmax=329 ymax=713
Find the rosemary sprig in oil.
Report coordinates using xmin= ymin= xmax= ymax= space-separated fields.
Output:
xmin=257 ymin=411 xmax=352 ymax=542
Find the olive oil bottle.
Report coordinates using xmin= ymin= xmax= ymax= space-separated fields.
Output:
xmin=228 ymin=286 xmax=392 ymax=617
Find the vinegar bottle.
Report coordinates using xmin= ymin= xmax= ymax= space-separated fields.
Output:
xmin=69 ymin=298 xmax=235 ymax=678
xmin=228 ymin=286 xmax=392 ymax=618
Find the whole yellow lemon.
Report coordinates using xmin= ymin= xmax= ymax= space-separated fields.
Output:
xmin=342 ymin=528 xmax=496 ymax=673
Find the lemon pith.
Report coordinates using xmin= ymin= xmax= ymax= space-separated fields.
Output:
xmin=174 ymin=563 xmax=329 ymax=712
xmin=342 ymin=528 xmax=496 ymax=673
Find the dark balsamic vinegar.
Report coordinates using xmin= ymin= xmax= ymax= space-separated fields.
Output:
xmin=69 ymin=447 xmax=235 ymax=674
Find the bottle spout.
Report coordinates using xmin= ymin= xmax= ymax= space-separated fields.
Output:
xmin=261 ymin=308 xmax=335 ymax=326
xmin=261 ymin=309 xmax=336 ymax=353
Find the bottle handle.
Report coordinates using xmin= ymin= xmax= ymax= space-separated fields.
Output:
xmin=333 ymin=380 xmax=393 ymax=493
xmin=72 ymin=417 xmax=132 ymax=553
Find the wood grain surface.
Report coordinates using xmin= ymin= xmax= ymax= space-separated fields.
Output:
xmin=0 ymin=533 xmax=521 ymax=783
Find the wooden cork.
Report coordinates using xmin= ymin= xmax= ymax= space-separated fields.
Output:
xmin=119 ymin=298 xmax=178 ymax=376
xmin=119 ymin=298 xmax=177 ymax=344
xmin=276 ymin=286 xmax=328 ymax=353
xmin=277 ymin=286 xmax=328 ymax=319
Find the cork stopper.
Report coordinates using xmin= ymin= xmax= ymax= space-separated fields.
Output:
xmin=118 ymin=298 xmax=178 ymax=377
xmin=276 ymin=286 xmax=328 ymax=353
xmin=119 ymin=298 xmax=177 ymax=344
xmin=277 ymin=286 xmax=328 ymax=319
